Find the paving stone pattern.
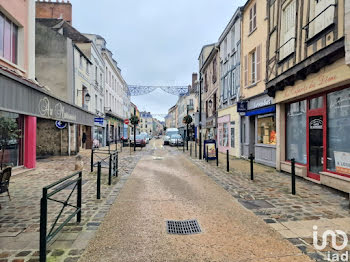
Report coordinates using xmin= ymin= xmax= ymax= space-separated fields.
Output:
xmin=181 ymin=147 xmax=350 ymax=262
xmin=0 ymin=145 xmax=148 ymax=262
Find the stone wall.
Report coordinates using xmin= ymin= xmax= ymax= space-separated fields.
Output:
xmin=36 ymin=118 xmax=68 ymax=158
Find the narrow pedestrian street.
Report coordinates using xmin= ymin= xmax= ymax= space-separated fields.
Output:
xmin=79 ymin=140 xmax=311 ymax=262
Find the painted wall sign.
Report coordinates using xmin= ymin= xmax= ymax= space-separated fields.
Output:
xmin=247 ymin=95 xmax=274 ymax=111
xmin=275 ymin=60 xmax=350 ymax=103
xmin=334 ymin=151 xmax=350 ymax=175
xmin=55 ymin=121 xmax=67 ymax=129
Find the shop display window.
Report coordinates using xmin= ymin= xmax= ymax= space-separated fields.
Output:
xmin=223 ymin=123 xmax=229 ymax=147
xmin=257 ymin=115 xmax=276 ymax=145
xmin=327 ymin=88 xmax=350 ymax=175
xmin=0 ymin=111 xmax=24 ymax=167
xmin=286 ymin=100 xmax=307 ymax=164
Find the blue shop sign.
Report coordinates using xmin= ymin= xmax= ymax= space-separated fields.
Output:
xmin=94 ymin=117 xmax=104 ymax=124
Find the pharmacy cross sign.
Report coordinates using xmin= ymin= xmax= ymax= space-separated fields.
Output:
xmin=127 ymin=85 xmax=189 ymax=96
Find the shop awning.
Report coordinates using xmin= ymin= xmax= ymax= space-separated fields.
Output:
xmin=245 ymin=105 xmax=276 ymax=116
xmin=0 ymin=68 xmax=95 ymax=126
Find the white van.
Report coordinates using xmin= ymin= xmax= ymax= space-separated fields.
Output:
xmin=163 ymin=128 xmax=179 ymax=145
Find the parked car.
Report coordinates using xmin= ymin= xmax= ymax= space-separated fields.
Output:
xmin=140 ymin=132 xmax=150 ymax=144
xmin=169 ymin=134 xmax=183 ymax=146
xmin=130 ymin=135 xmax=146 ymax=147
xmin=163 ymin=128 xmax=179 ymax=145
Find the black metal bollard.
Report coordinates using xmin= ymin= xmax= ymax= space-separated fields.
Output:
xmin=216 ymin=148 xmax=219 ymax=166
xmin=183 ymin=140 xmax=185 ymax=152
xmin=90 ymin=149 xmax=94 ymax=172
xmin=249 ymin=154 xmax=254 ymax=180
xmin=291 ymin=158 xmax=296 ymax=195
xmin=226 ymin=150 xmax=229 ymax=172
xmin=115 ymin=153 xmax=119 ymax=177
xmin=177 ymin=139 xmax=178 ymax=149
xmin=108 ymin=154 xmax=112 ymax=185
xmin=39 ymin=188 xmax=48 ymax=262
xmin=97 ymin=161 xmax=101 ymax=199
xmin=190 ymin=143 xmax=192 ymax=157
xmin=77 ymin=171 xmax=82 ymax=223
xmin=206 ymin=146 xmax=209 ymax=162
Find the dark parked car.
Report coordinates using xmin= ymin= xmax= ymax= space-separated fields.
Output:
xmin=130 ymin=135 xmax=146 ymax=147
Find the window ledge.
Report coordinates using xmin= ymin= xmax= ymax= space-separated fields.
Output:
xmin=255 ymin=143 xmax=276 ymax=148
xmin=246 ymin=82 xmax=257 ymax=89
xmin=305 ymin=23 xmax=335 ymax=44
xmin=248 ymin=27 xmax=257 ymax=37
xmin=0 ymin=57 xmax=26 ymax=74
xmin=277 ymin=52 xmax=295 ymax=64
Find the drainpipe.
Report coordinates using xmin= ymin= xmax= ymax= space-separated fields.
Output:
xmin=68 ymin=124 xmax=71 ymax=156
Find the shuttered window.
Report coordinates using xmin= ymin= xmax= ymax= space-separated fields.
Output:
xmin=244 ymin=55 xmax=248 ymax=87
xmin=309 ymin=0 xmax=335 ymax=38
xmin=249 ymin=3 xmax=257 ymax=33
xmin=280 ymin=0 xmax=296 ymax=60
xmin=247 ymin=45 xmax=261 ymax=86
xmin=251 ymin=50 xmax=256 ymax=84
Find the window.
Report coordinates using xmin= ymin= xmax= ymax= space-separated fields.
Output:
xmin=230 ymin=121 xmax=235 ymax=148
xmin=249 ymin=3 xmax=257 ymax=33
xmin=100 ymin=98 xmax=102 ymax=112
xmin=257 ymin=115 xmax=276 ymax=145
xmin=86 ymin=61 xmax=89 ymax=74
xmin=223 ymin=123 xmax=229 ymax=147
xmin=327 ymin=88 xmax=350 ymax=174
xmin=286 ymin=100 xmax=307 ymax=164
xmin=0 ymin=13 xmax=18 ymax=64
xmin=224 ymin=38 xmax=228 ymax=58
xmin=212 ymin=57 xmax=217 ymax=83
xmin=189 ymin=99 xmax=193 ymax=106
xmin=79 ymin=56 xmax=83 ymax=68
xmin=309 ymin=96 xmax=323 ymax=110
xmin=309 ymin=0 xmax=335 ymax=38
xmin=251 ymin=50 xmax=256 ymax=84
xmin=95 ymin=66 xmax=98 ymax=81
xmin=230 ymin=71 xmax=235 ymax=97
xmin=106 ymin=67 xmax=108 ymax=83
xmin=95 ymin=95 xmax=98 ymax=111
xmin=280 ymin=0 xmax=296 ymax=60
xmin=231 ymin=27 xmax=236 ymax=52
xmin=241 ymin=122 xmax=246 ymax=143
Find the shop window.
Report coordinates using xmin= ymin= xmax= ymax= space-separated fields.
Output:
xmin=0 ymin=13 xmax=18 ymax=64
xmin=327 ymin=88 xmax=350 ymax=175
xmin=223 ymin=123 xmax=229 ymax=147
xmin=257 ymin=115 xmax=276 ymax=145
xmin=286 ymin=100 xmax=307 ymax=164
xmin=230 ymin=121 xmax=235 ymax=148
xmin=309 ymin=96 xmax=323 ymax=110
xmin=219 ymin=125 xmax=223 ymax=146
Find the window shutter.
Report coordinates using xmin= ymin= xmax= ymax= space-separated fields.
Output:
xmin=244 ymin=55 xmax=248 ymax=87
xmin=256 ymin=45 xmax=261 ymax=82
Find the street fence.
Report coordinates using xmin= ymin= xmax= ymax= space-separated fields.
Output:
xmin=40 ymin=171 xmax=82 ymax=262
xmin=91 ymin=148 xmax=118 ymax=186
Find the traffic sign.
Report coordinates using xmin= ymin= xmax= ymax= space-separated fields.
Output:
xmin=124 ymin=119 xmax=129 ymax=125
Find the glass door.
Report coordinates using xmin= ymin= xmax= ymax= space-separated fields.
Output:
xmin=308 ymin=116 xmax=324 ymax=176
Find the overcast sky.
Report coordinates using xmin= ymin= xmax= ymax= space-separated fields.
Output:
xmin=71 ymin=0 xmax=245 ymax=119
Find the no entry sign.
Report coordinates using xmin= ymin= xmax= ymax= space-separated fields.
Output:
xmin=124 ymin=119 xmax=130 ymax=125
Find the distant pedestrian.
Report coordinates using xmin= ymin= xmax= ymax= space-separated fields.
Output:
xmin=82 ymin=132 xmax=87 ymax=149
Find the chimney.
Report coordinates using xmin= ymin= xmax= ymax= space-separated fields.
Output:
xmin=192 ymin=73 xmax=198 ymax=89
xmin=35 ymin=0 xmax=72 ymax=25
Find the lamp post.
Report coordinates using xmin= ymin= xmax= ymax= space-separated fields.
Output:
xmin=133 ymin=107 xmax=136 ymax=152
xmin=186 ymin=105 xmax=189 ymax=151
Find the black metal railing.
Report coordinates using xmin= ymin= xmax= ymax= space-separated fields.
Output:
xmin=91 ymin=149 xmax=118 ymax=185
xmin=40 ymin=171 xmax=82 ymax=262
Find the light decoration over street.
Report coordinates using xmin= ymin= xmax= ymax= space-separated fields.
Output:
xmin=127 ymin=85 xmax=189 ymax=96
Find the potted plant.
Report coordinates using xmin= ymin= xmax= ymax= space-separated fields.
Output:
xmin=183 ymin=115 xmax=193 ymax=125
xmin=0 ymin=117 xmax=21 ymax=170
xmin=129 ymin=115 xmax=140 ymax=126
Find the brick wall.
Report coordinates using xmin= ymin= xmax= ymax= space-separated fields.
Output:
xmin=36 ymin=0 xmax=72 ymax=25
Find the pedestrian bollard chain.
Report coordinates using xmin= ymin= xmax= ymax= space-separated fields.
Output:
xmin=226 ymin=150 xmax=229 ymax=172
xmin=249 ymin=154 xmax=255 ymax=181
xmin=291 ymin=158 xmax=296 ymax=195
xmin=97 ymin=161 xmax=101 ymax=199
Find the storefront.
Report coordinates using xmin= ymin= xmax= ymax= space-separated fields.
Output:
xmin=217 ymin=104 xmax=240 ymax=157
xmin=275 ymin=59 xmax=350 ymax=192
xmin=241 ymin=94 xmax=276 ymax=167
xmin=0 ymin=68 xmax=95 ymax=168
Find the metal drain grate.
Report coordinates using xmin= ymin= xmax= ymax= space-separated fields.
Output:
xmin=166 ymin=220 xmax=202 ymax=235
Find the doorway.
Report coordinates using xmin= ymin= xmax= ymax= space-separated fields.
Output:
xmin=308 ymin=115 xmax=324 ymax=179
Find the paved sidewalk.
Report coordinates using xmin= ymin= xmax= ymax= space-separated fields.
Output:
xmin=182 ymin=146 xmax=350 ymax=262
xmin=79 ymin=140 xmax=312 ymax=262
xmin=0 ymin=144 xmax=146 ymax=262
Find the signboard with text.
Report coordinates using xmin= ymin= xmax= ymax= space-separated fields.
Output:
xmin=334 ymin=151 xmax=350 ymax=175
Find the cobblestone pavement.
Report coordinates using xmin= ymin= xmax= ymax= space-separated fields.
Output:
xmin=0 ymin=144 xmax=148 ymax=262
xmin=179 ymin=144 xmax=350 ymax=262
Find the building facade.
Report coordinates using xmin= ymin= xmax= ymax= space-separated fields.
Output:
xmin=140 ymin=112 xmax=153 ymax=135
xmin=217 ymin=7 xmax=242 ymax=157
xmin=266 ymin=0 xmax=350 ymax=191
xmin=240 ymin=0 xmax=276 ymax=167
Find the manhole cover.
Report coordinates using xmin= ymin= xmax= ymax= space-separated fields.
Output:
xmin=166 ymin=220 xmax=202 ymax=235
xmin=238 ymin=199 xmax=275 ymax=210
